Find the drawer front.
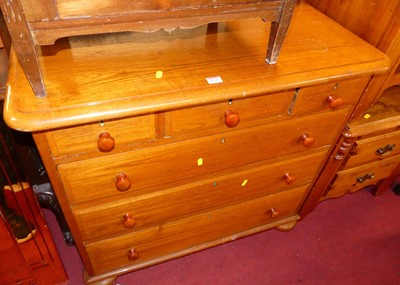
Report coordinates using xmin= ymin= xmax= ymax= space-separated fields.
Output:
xmin=344 ymin=130 xmax=400 ymax=169
xmin=167 ymin=91 xmax=292 ymax=138
xmin=59 ymin=108 xmax=349 ymax=205
xmin=46 ymin=115 xmax=155 ymax=157
xmin=324 ymin=155 xmax=400 ymax=199
xmin=85 ymin=185 xmax=308 ymax=275
xmin=291 ymin=77 xmax=370 ymax=116
xmin=74 ymin=151 xmax=326 ymax=241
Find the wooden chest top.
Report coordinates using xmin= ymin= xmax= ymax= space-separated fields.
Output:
xmin=4 ymin=4 xmax=389 ymax=132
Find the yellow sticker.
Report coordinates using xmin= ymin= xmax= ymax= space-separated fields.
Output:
xmin=197 ymin=158 xmax=203 ymax=166
xmin=364 ymin=114 xmax=371 ymax=119
xmin=155 ymin=70 xmax=163 ymax=79
xmin=241 ymin=179 xmax=248 ymax=186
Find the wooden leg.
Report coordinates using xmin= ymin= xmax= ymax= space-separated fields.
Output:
xmin=0 ymin=0 xmax=46 ymax=97
xmin=84 ymin=270 xmax=117 ymax=285
xmin=266 ymin=0 xmax=297 ymax=64
xmin=373 ymin=163 xmax=400 ymax=196
xmin=276 ymin=220 xmax=298 ymax=231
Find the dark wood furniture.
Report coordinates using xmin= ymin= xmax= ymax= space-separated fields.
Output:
xmin=1 ymin=23 xmax=69 ymax=283
xmin=2 ymin=2 xmax=389 ymax=285
xmin=0 ymin=0 xmax=296 ymax=97
xmin=0 ymin=113 xmax=68 ymax=285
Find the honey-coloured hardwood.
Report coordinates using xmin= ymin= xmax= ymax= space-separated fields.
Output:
xmin=305 ymin=0 xmax=400 ymax=49
xmin=73 ymin=150 xmax=327 ymax=242
xmin=300 ymin=0 xmax=400 ymax=208
xmin=3 ymin=3 xmax=389 ymax=285
xmin=3 ymin=4 xmax=389 ymax=133
xmin=84 ymin=184 xmax=308 ymax=275
xmin=166 ymin=91 xmax=292 ymax=139
xmin=289 ymin=77 xmax=370 ymax=116
xmin=0 ymin=0 xmax=297 ymax=97
xmin=58 ymin=108 xmax=349 ymax=205
xmin=351 ymin=86 xmax=400 ymax=136
xmin=344 ymin=130 xmax=400 ymax=170
xmin=323 ymin=155 xmax=400 ymax=200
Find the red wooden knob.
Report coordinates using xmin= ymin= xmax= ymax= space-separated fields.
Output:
xmin=123 ymin=213 xmax=136 ymax=228
xmin=327 ymin=96 xmax=343 ymax=109
xmin=283 ymin=173 xmax=296 ymax=184
xmin=301 ymin=133 xmax=315 ymax=147
xmin=97 ymin=132 xmax=115 ymax=152
xmin=116 ymin=173 xmax=131 ymax=192
xmin=267 ymin=208 xmax=279 ymax=218
xmin=128 ymin=248 xmax=139 ymax=261
xmin=224 ymin=110 xmax=240 ymax=128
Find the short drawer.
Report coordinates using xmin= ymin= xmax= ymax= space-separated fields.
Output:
xmin=58 ymin=108 xmax=349 ymax=205
xmin=324 ymin=155 xmax=400 ymax=199
xmin=344 ymin=130 xmax=400 ymax=169
xmin=74 ymin=151 xmax=326 ymax=241
xmin=291 ymin=77 xmax=370 ymax=116
xmin=167 ymin=91 xmax=292 ymax=138
xmin=84 ymin=185 xmax=308 ymax=275
xmin=45 ymin=114 xmax=156 ymax=157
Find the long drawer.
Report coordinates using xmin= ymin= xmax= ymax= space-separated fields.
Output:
xmin=58 ymin=108 xmax=349 ymax=205
xmin=344 ymin=130 xmax=400 ymax=169
xmin=84 ymin=185 xmax=308 ymax=275
xmin=74 ymin=151 xmax=326 ymax=242
xmin=324 ymin=155 xmax=400 ymax=199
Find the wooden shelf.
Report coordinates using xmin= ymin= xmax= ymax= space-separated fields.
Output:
xmin=349 ymin=85 xmax=400 ymax=136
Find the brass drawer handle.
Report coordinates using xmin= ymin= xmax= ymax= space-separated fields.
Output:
xmin=116 ymin=172 xmax=132 ymax=192
xmin=97 ymin=132 xmax=115 ymax=152
xmin=376 ymin=144 xmax=396 ymax=156
xmin=224 ymin=110 xmax=240 ymax=128
xmin=356 ymin=173 xmax=374 ymax=183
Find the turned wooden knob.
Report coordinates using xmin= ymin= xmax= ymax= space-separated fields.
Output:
xmin=301 ymin=133 xmax=315 ymax=147
xmin=327 ymin=96 xmax=343 ymax=109
xmin=123 ymin=213 xmax=136 ymax=228
xmin=267 ymin=208 xmax=279 ymax=218
xmin=97 ymin=132 xmax=115 ymax=152
xmin=224 ymin=110 xmax=240 ymax=128
xmin=116 ymin=173 xmax=131 ymax=192
xmin=128 ymin=248 xmax=139 ymax=261
xmin=283 ymin=173 xmax=296 ymax=184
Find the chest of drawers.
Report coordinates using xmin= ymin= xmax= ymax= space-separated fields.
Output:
xmin=323 ymin=87 xmax=400 ymax=200
xmin=3 ymin=3 xmax=389 ymax=285
xmin=305 ymin=0 xmax=400 ymax=201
